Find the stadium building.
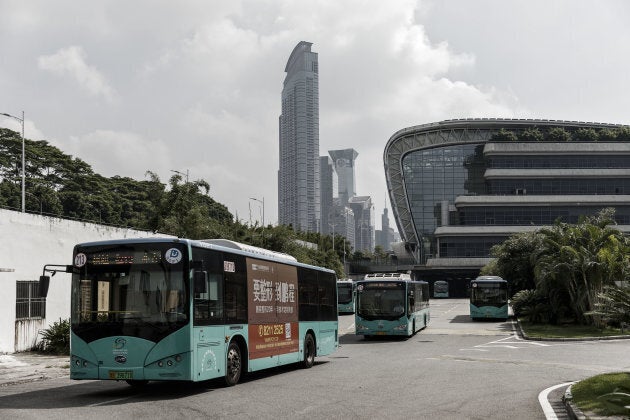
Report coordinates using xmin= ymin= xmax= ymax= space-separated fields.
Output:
xmin=384 ymin=118 xmax=630 ymax=296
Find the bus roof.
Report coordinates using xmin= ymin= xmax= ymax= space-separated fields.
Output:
xmin=472 ymin=276 xmax=507 ymax=283
xmin=359 ymin=273 xmax=427 ymax=285
xmin=364 ymin=273 xmax=411 ymax=280
xmin=200 ymin=239 xmax=297 ymax=262
xmin=74 ymin=237 xmax=335 ymax=274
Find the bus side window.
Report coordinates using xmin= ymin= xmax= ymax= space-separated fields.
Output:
xmin=298 ymin=267 xmax=318 ymax=320
xmin=224 ymin=255 xmax=247 ymax=324
xmin=318 ymin=272 xmax=336 ymax=321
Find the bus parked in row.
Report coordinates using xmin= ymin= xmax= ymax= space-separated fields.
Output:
xmin=337 ymin=279 xmax=356 ymax=314
xmin=355 ymin=273 xmax=430 ymax=338
xmin=61 ymin=238 xmax=338 ymax=386
xmin=469 ymin=276 xmax=509 ymax=320
xmin=433 ymin=280 xmax=449 ymax=298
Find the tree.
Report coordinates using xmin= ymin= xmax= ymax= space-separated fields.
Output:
xmin=487 ymin=231 xmax=543 ymax=294
xmin=573 ymin=128 xmax=599 ymax=142
xmin=534 ymin=209 xmax=630 ymax=324
xmin=518 ymin=128 xmax=544 ymax=142
xmin=614 ymin=127 xmax=630 ymax=142
xmin=586 ymin=285 xmax=630 ymax=332
xmin=598 ymin=128 xmax=618 ymax=142
xmin=546 ymin=127 xmax=571 ymax=142
xmin=491 ymin=129 xmax=518 ymax=142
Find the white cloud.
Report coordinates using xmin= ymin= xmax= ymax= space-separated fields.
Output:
xmin=61 ymin=130 xmax=171 ymax=181
xmin=37 ymin=46 xmax=117 ymax=103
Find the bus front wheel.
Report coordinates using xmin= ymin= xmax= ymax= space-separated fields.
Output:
xmin=302 ymin=333 xmax=315 ymax=369
xmin=225 ymin=341 xmax=242 ymax=386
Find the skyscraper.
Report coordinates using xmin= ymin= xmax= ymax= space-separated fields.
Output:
xmin=278 ymin=41 xmax=320 ymax=232
xmin=375 ymin=207 xmax=395 ymax=251
xmin=320 ymin=156 xmax=337 ymax=235
xmin=348 ymin=195 xmax=374 ymax=253
xmin=329 ymin=149 xmax=358 ymax=205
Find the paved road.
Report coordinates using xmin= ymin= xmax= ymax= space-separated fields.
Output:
xmin=1 ymin=299 xmax=628 ymax=419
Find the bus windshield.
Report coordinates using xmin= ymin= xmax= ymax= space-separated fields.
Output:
xmin=357 ymin=282 xmax=406 ymax=320
xmin=434 ymin=281 xmax=448 ymax=294
xmin=71 ymin=243 xmax=189 ymax=343
xmin=471 ymin=283 xmax=507 ymax=306
xmin=337 ymin=283 xmax=353 ymax=304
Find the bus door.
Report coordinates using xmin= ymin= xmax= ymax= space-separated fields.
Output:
xmin=192 ymin=250 xmax=226 ymax=382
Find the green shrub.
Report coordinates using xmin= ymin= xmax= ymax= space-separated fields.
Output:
xmin=511 ymin=289 xmax=552 ymax=323
xmin=37 ymin=318 xmax=70 ymax=355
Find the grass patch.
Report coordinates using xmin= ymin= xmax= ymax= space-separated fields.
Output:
xmin=571 ymin=372 xmax=630 ymax=417
xmin=519 ymin=320 xmax=624 ymax=339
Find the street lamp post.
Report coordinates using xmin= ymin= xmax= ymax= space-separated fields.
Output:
xmin=249 ymin=197 xmax=265 ymax=227
xmin=1 ymin=111 xmax=25 ymax=212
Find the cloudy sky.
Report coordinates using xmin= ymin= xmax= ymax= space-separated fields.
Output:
xmin=2 ymin=0 xmax=630 ymax=230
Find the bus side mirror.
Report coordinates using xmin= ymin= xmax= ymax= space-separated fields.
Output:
xmin=39 ymin=275 xmax=50 ymax=298
xmin=194 ymin=271 xmax=207 ymax=294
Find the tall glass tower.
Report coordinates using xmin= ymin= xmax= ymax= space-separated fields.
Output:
xmin=329 ymin=149 xmax=358 ymax=205
xmin=278 ymin=41 xmax=320 ymax=232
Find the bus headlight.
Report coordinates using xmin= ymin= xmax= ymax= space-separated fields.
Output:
xmin=356 ymin=324 xmax=370 ymax=331
xmin=393 ymin=324 xmax=408 ymax=330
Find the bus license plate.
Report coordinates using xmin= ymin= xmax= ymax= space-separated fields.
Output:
xmin=375 ymin=331 xmax=386 ymax=335
xmin=109 ymin=370 xmax=133 ymax=380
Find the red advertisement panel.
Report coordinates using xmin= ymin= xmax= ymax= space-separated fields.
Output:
xmin=246 ymin=258 xmax=298 ymax=324
xmin=246 ymin=258 xmax=299 ymax=359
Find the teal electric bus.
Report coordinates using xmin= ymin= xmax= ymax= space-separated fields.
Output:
xmin=337 ymin=280 xmax=355 ymax=314
xmin=469 ymin=276 xmax=509 ymax=320
xmin=433 ymin=280 xmax=449 ymax=298
xmin=67 ymin=238 xmax=338 ymax=386
xmin=355 ymin=273 xmax=430 ymax=338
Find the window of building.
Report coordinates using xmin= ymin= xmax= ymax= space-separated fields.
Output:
xmin=16 ymin=281 xmax=46 ymax=319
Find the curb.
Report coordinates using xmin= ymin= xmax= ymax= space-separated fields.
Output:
xmin=563 ymin=385 xmax=587 ymax=420
xmin=514 ymin=318 xmax=630 ymax=342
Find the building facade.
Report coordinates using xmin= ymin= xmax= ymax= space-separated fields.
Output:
xmin=375 ymin=207 xmax=394 ymax=251
xmin=329 ymin=148 xmax=358 ymax=205
xmin=278 ymin=41 xmax=320 ymax=232
xmin=384 ymin=118 xmax=630 ymax=294
xmin=331 ymin=201 xmax=356 ymax=253
xmin=320 ymin=155 xmax=338 ymax=235
xmin=348 ymin=195 xmax=375 ymax=253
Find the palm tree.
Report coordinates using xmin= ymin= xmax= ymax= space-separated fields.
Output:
xmin=535 ymin=209 xmax=630 ymax=324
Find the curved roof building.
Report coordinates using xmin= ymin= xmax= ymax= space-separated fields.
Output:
xmin=384 ymin=118 xmax=630 ymax=293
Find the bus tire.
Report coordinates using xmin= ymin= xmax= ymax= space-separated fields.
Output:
xmin=225 ymin=341 xmax=242 ymax=386
xmin=302 ymin=333 xmax=315 ymax=369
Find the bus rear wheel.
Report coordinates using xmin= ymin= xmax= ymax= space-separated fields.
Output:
xmin=225 ymin=341 xmax=242 ymax=386
xmin=302 ymin=333 xmax=315 ymax=369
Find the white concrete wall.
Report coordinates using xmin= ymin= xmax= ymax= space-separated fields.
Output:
xmin=0 ymin=209 xmax=173 ymax=353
